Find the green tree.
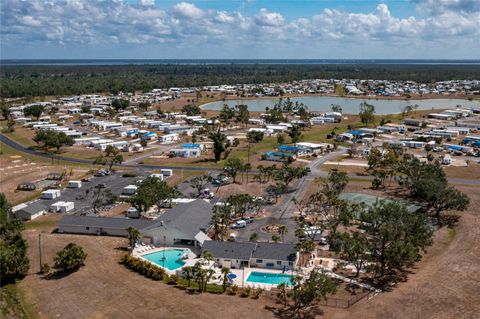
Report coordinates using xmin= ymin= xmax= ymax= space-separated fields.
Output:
xmin=181 ymin=104 xmax=201 ymax=116
xmin=219 ymin=104 xmax=235 ymax=124
xmin=207 ymin=124 xmax=228 ymax=162
xmin=223 ymin=157 xmax=245 ymax=184
xmin=190 ymin=174 xmax=213 ymax=197
xmin=83 ymin=187 xmax=118 ymax=214
xmin=129 ymin=177 xmax=179 ymax=213
xmin=278 ymin=225 xmax=288 ymax=243
xmin=211 ymin=204 xmax=232 ymax=240
xmin=54 ymin=243 xmax=87 ymax=272
xmin=335 ymin=232 xmax=369 ymax=277
xmin=227 ymin=194 xmax=256 ymax=219
xmin=247 ymin=130 xmax=264 ymax=143
xmin=235 ymin=104 xmax=250 ymax=127
xmin=182 ymin=266 xmax=194 ymax=287
xmin=0 ymin=194 xmax=30 ymax=283
xmin=221 ymin=267 xmax=231 ymax=292
xmin=273 ymin=164 xmax=307 ymax=191
xmin=111 ymin=99 xmax=130 ymax=112
xmin=359 ymin=102 xmax=375 ymax=127
xmin=0 ymin=100 xmax=11 ymax=119
xmin=93 ymin=145 xmax=124 ymax=171
xmin=33 ymin=130 xmax=74 ymax=154
xmin=24 ymin=104 xmax=45 ymax=120
xmin=277 ymin=133 xmax=286 ymax=145
xmin=360 ymin=200 xmax=433 ymax=279
xmin=287 ymin=270 xmax=336 ymax=318
xmin=249 ymin=233 xmax=259 ymax=242
xmin=138 ymin=101 xmax=151 ymax=111
xmin=127 ymin=227 xmax=140 ymax=249
xmin=288 ymin=125 xmax=303 ymax=143
xmin=331 ymin=104 xmax=342 ymax=113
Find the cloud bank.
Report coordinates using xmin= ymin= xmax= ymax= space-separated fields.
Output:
xmin=1 ymin=0 xmax=478 ymax=59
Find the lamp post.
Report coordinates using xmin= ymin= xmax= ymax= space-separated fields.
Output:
xmin=162 ymin=235 xmax=166 ymax=268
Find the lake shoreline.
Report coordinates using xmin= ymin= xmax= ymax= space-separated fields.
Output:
xmin=200 ymin=94 xmax=480 ymax=115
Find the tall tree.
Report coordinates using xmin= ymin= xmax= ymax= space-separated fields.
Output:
xmin=359 ymin=102 xmax=375 ymax=127
xmin=93 ymin=145 xmax=124 ymax=171
xmin=223 ymin=157 xmax=245 ymax=184
xmin=235 ymin=104 xmax=250 ymax=127
xmin=189 ymin=174 xmax=213 ymax=197
xmin=288 ymin=125 xmax=303 ymax=143
xmin=111 ymin=99 xmax=130 ymax=112
xmin=207 ymin=124 xmax=228 ymax=162
xmin=360 ymin=200 xmax=433 ymax=279
xmin=24 ymin=104 xmax=45 ymax=120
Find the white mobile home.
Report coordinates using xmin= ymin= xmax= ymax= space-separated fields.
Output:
xmin=159 ymin=133 xmax=179 ymax=144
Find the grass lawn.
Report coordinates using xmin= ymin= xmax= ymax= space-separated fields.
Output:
xmin=0 ymin=141 xmax=93 ymax=168
xmin=0 ymin=284 xmax=35 ymax=319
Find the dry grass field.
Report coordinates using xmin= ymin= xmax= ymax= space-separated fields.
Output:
xmin=14 ymin=183 xmax=480 ymax=319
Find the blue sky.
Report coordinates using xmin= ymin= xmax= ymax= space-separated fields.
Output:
xmin=1 ymin=0 xmax=479 ymax=59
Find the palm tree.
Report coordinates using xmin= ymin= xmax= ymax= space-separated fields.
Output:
xmin=271 ymin=235 xmax=281 ymax=243
xmin=278 ymin=225 xmax=288 ymax=243
xmin=182 ymin=266 xmax=194 ymax=287
xmin=221 ymin=267 xmax=231 ymax=292
xmin=201 ymin=250 xmax=214 ymax=263
xmin=126 ymin=227 xmax=140 ymax=250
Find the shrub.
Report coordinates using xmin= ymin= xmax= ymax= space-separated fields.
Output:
xmin=167 ymin=274 xmax=178 ymax=285
xmin=40 ymin=263 xmax=50 ymax=275
xmin=226 ymin=284 xmax=239 ymax=296
xmin=240 ymin=287 xmax=251 ymax=298
xmin=251 ymin=288 xmax=263 ymax=299
xmin=119 ymin=254 xmax=165 ymax=280
xmin=54 ymin=243 xmax=87 ymax=272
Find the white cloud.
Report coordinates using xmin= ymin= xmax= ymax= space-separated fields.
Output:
xmin=0 ymin=0 xmax=478 ymax=58
xmin=173 ymin=2 xmax=204 ymax=20
xmin=140 ymin=0 xmax=155 ymax=7
xmin=255 ymin=8 xmax=284 ymax=26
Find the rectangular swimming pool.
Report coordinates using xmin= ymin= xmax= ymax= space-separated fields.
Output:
xmin=246 ymin=271 xmax=294 ymax=285
xmin=142 ymin=249 xmax=188 ymax=271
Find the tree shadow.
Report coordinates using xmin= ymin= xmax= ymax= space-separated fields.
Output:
xmin=114 ymin=246 xmax=129 ymax=252
xmin=265 ymin=305 xmax=324 ymax=319
xmin=43 ymin=269 xmax=77 ymax=280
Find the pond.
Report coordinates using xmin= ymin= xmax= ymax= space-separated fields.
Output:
xmin=201 ymin=96 xmax=480 ymax=115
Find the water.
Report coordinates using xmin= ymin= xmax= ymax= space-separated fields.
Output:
xmin=201 ymin=97 xmax=480 ymax=115
xmin=246 ymin=271 xmax=294 ymax=285
xmin=142 ymin=249 xmax=188 ymax=271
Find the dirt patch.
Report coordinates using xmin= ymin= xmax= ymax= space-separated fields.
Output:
xmin=19 ymin=230 xmax=276 ymax=319
xmin=321 ymin=185 xmax=480 ymax=319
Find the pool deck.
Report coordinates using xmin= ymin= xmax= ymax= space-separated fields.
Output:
xmin=228 ymin=267 xmax=297 ymax=290
xmin=134 ymin=246 xmax=197 ymax=274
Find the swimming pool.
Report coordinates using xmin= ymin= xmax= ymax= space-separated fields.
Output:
xmin=142 ymin=249 xmax=188 ymax=271
xmin=246 ymin=271 xmax=294 ymax=286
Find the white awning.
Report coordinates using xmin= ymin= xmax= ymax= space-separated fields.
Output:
xmin=194 ymin=231 xmax=211 ymax=245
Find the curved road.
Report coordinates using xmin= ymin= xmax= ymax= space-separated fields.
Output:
xmin=0 ymin=133 xmax=222 ymax=172
xmin=2 ymin=133 xmax=479 ymax=185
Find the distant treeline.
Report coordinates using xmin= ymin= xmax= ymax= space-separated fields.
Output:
xmin=1 ymin=64 xmax=480 ymax=98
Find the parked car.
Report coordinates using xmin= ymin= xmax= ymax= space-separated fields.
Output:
xmin=244 ymin=217 xmax=255 ymax=224
xmin=81 ymin=176 xmax=92 ymax=182
xmin=95 ymin=183 xmax=106 ymax=189
xmin=230 ymin=220 xmax=247 ymax=229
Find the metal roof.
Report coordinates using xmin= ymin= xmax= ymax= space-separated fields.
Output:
xmin=58 ymin=215 xmax=156 ymax=230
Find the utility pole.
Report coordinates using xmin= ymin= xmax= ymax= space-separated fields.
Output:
xmin=38 ymin=233 xmax=42 ymax=271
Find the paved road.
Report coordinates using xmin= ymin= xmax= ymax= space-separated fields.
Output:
xmin=0 ymin=133 xmax=222 ymax=172
xmin=235 ymin=149 xmax=347 ymax=243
